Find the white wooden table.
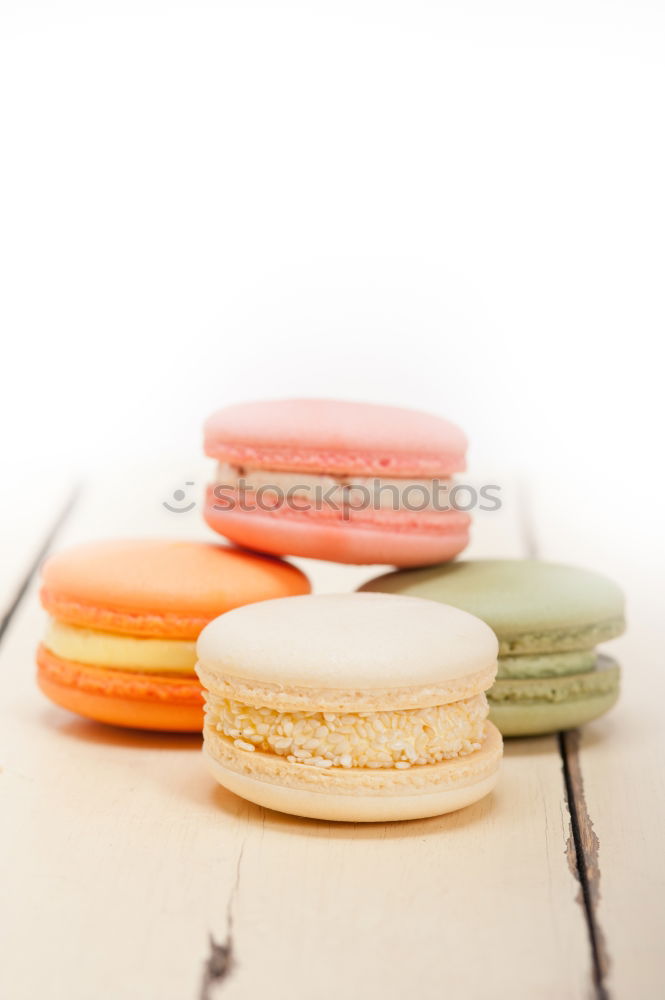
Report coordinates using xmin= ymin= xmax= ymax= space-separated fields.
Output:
xmin=1 ymin=465 xmax=661 ymax=999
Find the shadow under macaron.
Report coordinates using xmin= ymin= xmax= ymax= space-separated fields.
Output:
xmin=38 ymin=706 xmax=203 ymax=751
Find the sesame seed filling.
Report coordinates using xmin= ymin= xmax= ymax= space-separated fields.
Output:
xmin=204 ymin=692 xmax=488 ymax=769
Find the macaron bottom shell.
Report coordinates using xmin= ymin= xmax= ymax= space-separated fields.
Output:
xmin=204 ymin=491 xmax=470 ymax=566
xmin=37 ymin=644 xmax=204 ymax=732
xmin=202 ymin=721 xmax=502 ymax=822
xmin=489 ymin=690 xmax=619 ymax=737
xmin=488 ymin=656 xmax=620 ymax=737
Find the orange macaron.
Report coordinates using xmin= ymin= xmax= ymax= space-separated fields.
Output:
xmin=37 ymin=539 xmax=310 ymax=731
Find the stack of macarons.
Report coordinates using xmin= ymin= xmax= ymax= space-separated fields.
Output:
xmin=35 ymin=397 xmax=626 ymax=822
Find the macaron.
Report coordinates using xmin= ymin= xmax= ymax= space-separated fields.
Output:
xmin=203 ymin=398 xmax=471 ymax=566
xmin=37 ymin=539 xmax=310 ymax=731
xmin=360 ymin=559 xmax=625 ymax=736
xmin=196 ymin=593 xmax=502 ymax=821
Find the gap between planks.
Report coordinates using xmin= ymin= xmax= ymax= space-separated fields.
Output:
xmin=520 ymin=478 xmax=610 ymax=1000
xmin=0 ymin=487 xmax=79 ymax=643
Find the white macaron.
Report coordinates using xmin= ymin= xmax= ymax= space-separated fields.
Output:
xmin=196 ymin=592 xmax=502 ymax=822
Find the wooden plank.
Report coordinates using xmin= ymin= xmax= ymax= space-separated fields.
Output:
xmin=0 ymin=470 xmax=74 ymax=626
xmin=0 ymin=470 xmax=592 ymax=999
xmin=527 ymin=479 xmax=665 ymax=998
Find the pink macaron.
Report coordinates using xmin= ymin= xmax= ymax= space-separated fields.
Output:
xmin=203 ymin=399 xmax=471 ymax=566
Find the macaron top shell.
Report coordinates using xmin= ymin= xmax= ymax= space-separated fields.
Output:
xmin=41 ymin=539 xmax=310 ymax=639
xmin=204 ymin=398 xmax=467 ymax=476
xmin=360 ymin=559 xmax=625 ymax=652
xmin=197 ymin=592 xmax=498 ymax=692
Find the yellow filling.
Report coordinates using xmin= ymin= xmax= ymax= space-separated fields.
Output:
xmin=44 ymin=620 xmax=197 ymax=674
xmin=205 ymin=692 xmax=488 ymax=769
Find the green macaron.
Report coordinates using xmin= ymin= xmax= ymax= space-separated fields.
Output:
xmin=359 ymin=559 xmax=625 ymax=737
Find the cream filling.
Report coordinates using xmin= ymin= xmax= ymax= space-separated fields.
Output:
xmin=204 ymin=692 xmax=488 ymax=769
xmin=215 ymin=463 xmax=453 ymax=511
xmin=44 ymin=619 xmax=197 ymax=673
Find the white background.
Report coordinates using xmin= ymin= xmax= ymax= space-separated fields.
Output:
xmin=2 ymin=0 xmax=664 ymax=568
